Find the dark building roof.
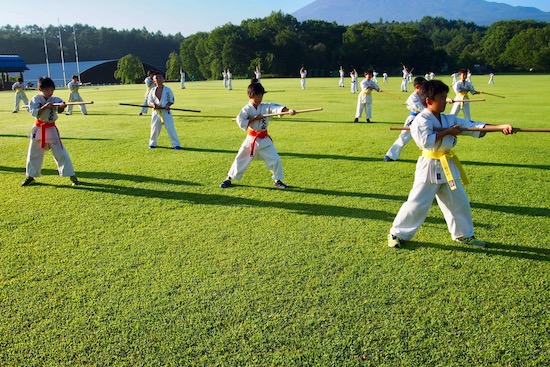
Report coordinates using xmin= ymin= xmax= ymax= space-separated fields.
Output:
xmin=0 ymin=55 xmax=29 ymax=72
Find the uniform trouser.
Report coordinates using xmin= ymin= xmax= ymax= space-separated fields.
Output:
xmin=67 ymin=93 xmax=87 ymax=115
xmin=351 ymin=82 xmax=357 ymax=93
xmin=14 ymin=92 xmax=28 ymax=112
xmin=401 ymin=79 xmax=408 ymax=91
xmin=300 ymin=79 xmax=306 ymax=90
xmin=228 ymin=79 xmax=232 ymax=90
xmin=141 ymin=94 xmax=150 ymax=114
xmin=228 ymin=140 xmax=284 ymax=182
xmin=390 ymin=179 xmax=474 ymax=241
xmin=149 ymin=112 xmax=180 ymax=147
xmin=356 ymin=94 xmax=373 ymax=119
xmin=339 ymin=77 xmax=344 ymax=87
xmin=25 ymin=139 xmax=75 ymax=178
xmin=450 ymin=102 xmax=470 ymax=121
xmin=385 ymin=116 xmax=415 ymax=160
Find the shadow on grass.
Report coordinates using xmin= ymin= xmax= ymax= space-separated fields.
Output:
xmin=0 ymin=134 xmax=112 ymax=141
xmin=401 ymin=241 xmax=550 ymax=262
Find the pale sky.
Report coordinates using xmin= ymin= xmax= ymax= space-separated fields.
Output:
xmin=0 ymin=0 xmax=548 ymax=36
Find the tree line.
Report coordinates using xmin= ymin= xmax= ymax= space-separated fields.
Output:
xmin=1 ymin=14 xmax=548 ymax=83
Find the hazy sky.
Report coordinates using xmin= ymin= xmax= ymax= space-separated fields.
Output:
xmin=0 ymin=0 xmax=548 ymax=36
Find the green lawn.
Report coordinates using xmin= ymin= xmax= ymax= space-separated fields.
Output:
xmin=0 ymin=75 xmax=549 ymax=366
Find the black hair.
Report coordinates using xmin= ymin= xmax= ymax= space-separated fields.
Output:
xmin=38 ymin=77 xmax=55 ymax=89
xmin=418 ymin=80 xmax=449 ymax=107
xmin=248 ymin=82 xmax=266 ymax=96
xmin=413 ymin=76 xmax=426 ymax=88
xmin=459 ymin=68 xmax=467 ymax=75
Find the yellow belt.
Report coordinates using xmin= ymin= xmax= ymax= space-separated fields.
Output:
xmin=154 ymin=108 xmax=165 ymax=123
xmin=422 ymin=150 xmax=469 ymax=190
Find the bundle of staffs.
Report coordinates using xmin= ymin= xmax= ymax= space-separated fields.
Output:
xmin=389 ymin=126 xmax=550 ymax=133
xmin=230 ymin=107 xmax=323 ymax=121
xmin=119 ymin=103 xmax=200 ymax=113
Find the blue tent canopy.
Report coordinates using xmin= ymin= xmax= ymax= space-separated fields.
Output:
xmin=0 ymin=55 xmax=29 ymax=72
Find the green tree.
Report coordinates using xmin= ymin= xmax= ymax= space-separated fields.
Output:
xmin=114 ymin=54 xmax=144 ymax=84
xmin=501 ymin=26 xmax=550 ymax=71
xmin=165 ymin=51 xmax=182 ymax=80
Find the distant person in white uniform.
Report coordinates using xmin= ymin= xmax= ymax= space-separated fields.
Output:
xmin=254 ymin=65 xmax=261 ymax=82
xmin=66 ymin=75 xmax=88 ymax=115
xmin=451 ymin=72 xmax=458 ymax=85
xmin=382 ymin=72 xmax=388 ymax=83
xmin=180 ymin=69 xmax=186 ymax=89
xmin=338 ymin=65 xmax=345 ymax=87
xmin=227 ymin=69 xmax=233 ymax=90
xmin=401 ymin=65 xmax=409 ymax=92
xmin=147 ymin=72 xmax=181 ymax=150
xmin=222 ymin=69 xmax=227 ymax=88
xmin=488 ymin=72 xmax=494 ymax=84
xmin=12 ymin=77 xmax=29 ymax=113
xmin=140 ymin=70 xmax=155 ymax=116
xmin=354 ymin=69 xmax=381 ymax=123
xmin=450 ymin=69 xmax=482 ymax=121
xmin=350 ymin=68 xmax=358 ymax=93
xmin=300 ymin=66 xmax=307 ymax=90
xmin=372 ymin=69 xmax=379 ymax=83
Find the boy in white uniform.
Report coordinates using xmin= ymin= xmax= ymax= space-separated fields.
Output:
xmin=450 ymin=69 xmax=482 ymax=121
xmin=384 ymin=77 xmax=426 ymax=161
xmin=12 ymin=77 xmax=29 ymax=113
xmin=147 ymin=72 xmax=181 ymax=150
xmin=220 ymin=82 xmax=296 ymax=189
xmin=66 ymin=75 xmax=88 ymax=115
xmin=254 ymin=65 xmax=261 ymax=82
xmin=227 ymin=69 xmax=233 ymax=90
xmin=180 ymin=69 xmax=186 ymax=89
xmin=382 ymin=72 xmax=388 ymax=83
xmin=354 ymin=70 xmax=381 ymax=123
xmin=387 ymin=80 xmax=514 ymax=248
xmin=21 ymin=77 xmax=80 ymax=187
xmin=488 ymin=72 xmax=494 ymax=84
xmin=338 ymin=66 xmax=345 ymax=87
xmin=350 ymin=68 xmax=358 ymax=93
xmin=300 ymin=66 xmax=307 ymax=90
xmin=140 ymin=70 xmax=155 ymax=115
xmin=401 ymin=66 xmax=408 ymax=92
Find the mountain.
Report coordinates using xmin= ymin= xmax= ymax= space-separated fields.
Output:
xmin=293 ymin=0 xmax=550 ymax=26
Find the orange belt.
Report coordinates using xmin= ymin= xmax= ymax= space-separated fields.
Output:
xmin=35 ymin=120 xmax=63 ymax=149
xmin=247 ymin=129 xmax=270 ymax=156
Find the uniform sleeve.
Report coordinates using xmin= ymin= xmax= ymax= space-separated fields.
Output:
xmin=28 ymin=96 xmax=42 ymax=118
xmin=410 ymin=112 xmax=437 ymax=150
xmin=236 ymin=107 xmax=251 ymax=131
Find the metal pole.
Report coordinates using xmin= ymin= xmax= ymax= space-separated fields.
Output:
xmin=58 ymin=19 xmax=67 ymax=86
xmin=73 ymin=26 xmax=81 ymax=83
xmin=43 ymin=26 xmax=51 ymax=78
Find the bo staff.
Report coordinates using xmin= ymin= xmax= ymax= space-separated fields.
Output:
xmin=231 ymin=108 xmax=323 ymax=121
xmin=119 ymin=103 xmax=200 ymax=113
xmin=24 ymin=101 xmax=94 ymax=107
xmin=380 ymin=90 xmax=402 ymax=100
xmin=480 ymin=91 xmax=505 ymax=98
xmin=390 ymin=126 xmax=550 ymax=133
xmin=450 ymin=99 xmax=485 ymax=103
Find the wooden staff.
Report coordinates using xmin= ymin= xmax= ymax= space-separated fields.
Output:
xmin=390 ymin=126 xmax=550 ymax=133
xmin=24 ymin=101 xmax=94 ymax=108
xmin=379 ymin=90 xmax=403 ymax=100
xmin=231 ymin=108 xmax=323 ymax=121
xmin=450 ymin=99 xmax=485 ymax=103
xmin=480 ymin=91 xmax=505 ymax=98
xmin=119 ymin=103 xmax=200 ymax=113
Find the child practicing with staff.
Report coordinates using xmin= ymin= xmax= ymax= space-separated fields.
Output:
xmin=354 ymin=69 xmax=381 ymax=123
xmin=12 ymin=77 xmax=29 ymax=113
xmin=21 ymin=77 xmax=80 ymax=186
xmin=140 ymin=70 xmax=155 ymax=116
xmin=450 ymin=68 xmax=482 ymax=121
xmin=66 ymin=75 xmax=88 ymax=115
xmin=387 ymin=80 xmax=514 ymax=249
xmin=147 ymin=72 xmax=181 ymax=150
xmin=220 ymin=82 xmax=296 ymax=189
xmin=384 ymin=76 xmax=426 ymax=161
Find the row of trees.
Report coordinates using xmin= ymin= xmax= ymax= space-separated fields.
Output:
xmin=2 ymin=14 xmax=549 ymax=83
xmin=175 ymin=13 xmax=550 ymax=80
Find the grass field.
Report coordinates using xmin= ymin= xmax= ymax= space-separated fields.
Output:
xmin=1 ymin=74 xmax=549 ymax=366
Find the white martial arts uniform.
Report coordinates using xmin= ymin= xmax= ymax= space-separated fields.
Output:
xmin=389 ymin=110 xmax=486 ymax=241
xmin=227 ymin=70 xmax=233 ymax=90
xmin=401 ymin=69 xmax=408 ymax=92
xmin=180 ymin=70 xmax=186 ymax=89
xmin=451 ymin=73 xmax=458 ymax=85
xmin=25 ymin=94 xmax=76 ymax=178
xmin=12 ymin=81 xmax=29 ymax=112
xmin=66 ymin=80 xmax=87 ymax=115
xmin=350 ymin=71 xmax=358 ymax=93
xmin=227 ymin=101 xmax=286 ymax=182
xmin=450 ymin=79 xmax=478 ymax=120
xmin=222 ymin=70 xmax=227 ymax=88
xmin=141 ymin=76 xmax=155 ymax=115
xmin=300 ymin=68 xmax=307 ymax=90
xmin=382 ymin=72 xmax=388 ymax=83
xmin=355 ymin=78 xmax=380 ymax=120
xmin=488 ymin=73 xmax=494 ymax=85
xmin=255 ymin=69 xmax=261 ymax=82
xmin=385 ymin=91 xmax=424 ymax=160
xmin=338 ymin=68 xmax=345 ymax=87
xmin=372 ymin=71 xmax=379 ymax=83
xmin=147 ymin=85 xmax=181 ymax=148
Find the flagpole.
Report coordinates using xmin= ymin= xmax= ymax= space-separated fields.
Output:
xmin=58 ymin=19 xmax=67 ymax=86
xmin=42 ymin=25 xmax=51 ymax=78
xmin=73 ymin=26 xmax=81 ymax=83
